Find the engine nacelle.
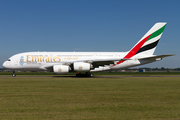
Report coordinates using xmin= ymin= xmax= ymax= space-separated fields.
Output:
xmin=53 ymin=65 xmax=69 ymax=74
xmin=73 ymin=62 xmax=91 ymax=72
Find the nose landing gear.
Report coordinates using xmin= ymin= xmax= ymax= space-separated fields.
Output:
xmin=12 ymin=71 xmax=16 ymax=77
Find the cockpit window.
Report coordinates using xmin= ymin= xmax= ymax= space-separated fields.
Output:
xmin=7 ymin=59 xmax=11 ymax=61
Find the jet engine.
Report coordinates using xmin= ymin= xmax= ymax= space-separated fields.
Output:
xmin=73 ymin=62 xmax=92 ymax=72
xmin=53 ymin=65 xmax=70 ymax=74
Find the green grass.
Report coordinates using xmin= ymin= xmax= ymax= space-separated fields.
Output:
xmin=0 ymin=76 xmax=180 ymax=119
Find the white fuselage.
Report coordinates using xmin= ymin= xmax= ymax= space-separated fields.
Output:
xmin=3 ymin=51 xmax=148 ymax=72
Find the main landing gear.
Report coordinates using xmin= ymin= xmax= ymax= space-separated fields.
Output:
xmin=76 ymin=72 xmax=94 ymax=77
xmin=12 ymin=71 xmax=16 ymax=77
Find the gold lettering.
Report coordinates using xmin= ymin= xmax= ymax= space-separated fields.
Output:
xmin=26 ymin=55 xmax=61 ymax=63
xmin=50 ymin=56 xmax=52 ymax=62
xmin=42 ymin=56 xmax=45 ymax=62
xmin=45 ymin=56 xmax=49 ymax=62
xmin=73 ymin=57 xmax=78 ymax=60
xmin=27 ymin=55 xmax=31 ymax=62
xmin=32 ymin=56 xmax=39 ymax=62
xmin=53 ymin=56 xmax=57 ymax=62
xmin=39 ymin=56 xmax=43 ymax=62
xmin=53 ymin=56 xmax=61 ymax=62
xmin=57 ymin=57 xmax=61 ymax=62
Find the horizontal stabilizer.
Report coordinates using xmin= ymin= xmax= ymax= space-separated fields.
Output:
xmin=138 ymin=54 xmax=175 ymax=60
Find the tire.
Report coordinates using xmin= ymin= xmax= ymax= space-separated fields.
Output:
xmin=12 ymin=74 xmax=16 ymax=77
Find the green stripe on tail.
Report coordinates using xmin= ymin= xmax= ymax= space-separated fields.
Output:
xmin=147 ymin=24 xmax=166 ymax=41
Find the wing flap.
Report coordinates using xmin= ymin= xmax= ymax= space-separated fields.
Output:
xmin=92 ymin=58 xmax=131 ymax=67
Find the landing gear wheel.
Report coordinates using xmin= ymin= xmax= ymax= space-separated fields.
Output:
xmin=76 ymin=72 xmax=94 ymax=77
xmin=12 ymin=74 xmax=16 ymax=77
xmin=90 ymin=74 xmax=94 ymax=77
xmin=12 ymin=71 xmax=16 ymax=77
xmin=85 ymin=72 xmax=94 ymax=77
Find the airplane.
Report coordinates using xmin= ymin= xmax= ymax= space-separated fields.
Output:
xmin=2 ymin=22 xmax=174 ymax=77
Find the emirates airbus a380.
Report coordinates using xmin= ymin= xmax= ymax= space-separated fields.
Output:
xmin=3 ymin=22 xmax=174 ymax=77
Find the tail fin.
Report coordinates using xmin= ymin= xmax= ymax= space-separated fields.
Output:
xmin=112 ymin=22 xmax=168 ymax=67
xmin=125 ymin=22 xmax=167 ymax=59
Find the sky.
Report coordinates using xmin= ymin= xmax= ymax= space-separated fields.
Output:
xmin=0 ymin=0 xmax=180 ymax=68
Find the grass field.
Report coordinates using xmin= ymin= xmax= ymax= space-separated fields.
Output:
xmin=0 ymin=76 xmax=180 ymax=119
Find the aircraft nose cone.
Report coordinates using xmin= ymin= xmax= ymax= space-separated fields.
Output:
xmin=2 ymin=61 xmax=8 ymax=69
xmin=2 ymin=62 xmax=6 ymax=68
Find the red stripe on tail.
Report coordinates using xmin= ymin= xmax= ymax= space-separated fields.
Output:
xmin=112 ymin=34 xmax=151 ymax=67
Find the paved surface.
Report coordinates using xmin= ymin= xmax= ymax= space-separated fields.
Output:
xmin=1 ymin=75 xmax=180 ymax=78
xmin=95 ymin=75 xmax=180 ymax=78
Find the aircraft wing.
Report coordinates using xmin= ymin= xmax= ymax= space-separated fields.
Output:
xmin=41 ymin=55 xmax=174 ymax=71
xmin=41 ymin=58 xmax=131 ymax=71
xmin=91 ymin=58 xmax=130 ymax=67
